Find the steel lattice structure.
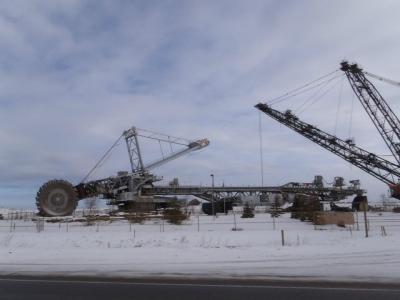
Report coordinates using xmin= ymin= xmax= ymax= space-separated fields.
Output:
xmin=256 ymin=61 xmax=400 ymax=199
xmin=36 ymin=124 xmax=361 ymax=216
xmin=341 ymin=61 xmax=400 ymax=164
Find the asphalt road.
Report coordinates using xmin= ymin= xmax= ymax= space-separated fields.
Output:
xmin=1 ymin=277 xmax=399 ymax=300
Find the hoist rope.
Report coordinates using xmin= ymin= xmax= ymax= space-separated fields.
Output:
xmin=258 ymin=110 xmax=264 ymax=187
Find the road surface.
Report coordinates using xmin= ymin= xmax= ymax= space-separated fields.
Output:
xmin=1 ymin=277 xmax=399 ymax=300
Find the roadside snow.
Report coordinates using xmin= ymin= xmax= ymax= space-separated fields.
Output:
xmin=1 ymin=213 xmax=400 ymax=282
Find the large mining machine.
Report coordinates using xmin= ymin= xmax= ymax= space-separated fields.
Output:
xmin=36 ymin=126 xmax=362 ymax=217
xmin=36 ymin=127 xmax=210 ymax=216
xmin=256 ymin=61 xmax=400 ymax=199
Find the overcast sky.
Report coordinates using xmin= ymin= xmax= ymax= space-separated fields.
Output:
xmin=1 ymin=0 xmax=400 ymax=208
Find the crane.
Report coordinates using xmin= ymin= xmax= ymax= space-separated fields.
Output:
xmin=256 ymin=61 xmax=400 ymax=199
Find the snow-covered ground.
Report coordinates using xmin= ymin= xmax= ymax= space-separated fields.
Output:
xmin=1 ymin=212 xmax=400 ymax=282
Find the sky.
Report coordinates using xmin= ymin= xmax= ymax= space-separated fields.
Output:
xmin=1 ymin=0 xmax=400 ymax=209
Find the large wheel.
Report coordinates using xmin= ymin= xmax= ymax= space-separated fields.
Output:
xmin=36 ymin=180 xmax=78 ymax=217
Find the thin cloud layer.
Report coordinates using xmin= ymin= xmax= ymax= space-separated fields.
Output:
xmin=1 ymin=0 xmax=400 ymax=207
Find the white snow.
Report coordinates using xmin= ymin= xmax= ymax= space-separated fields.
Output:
xmin=1 ymin=212 xmax=400 ymax=282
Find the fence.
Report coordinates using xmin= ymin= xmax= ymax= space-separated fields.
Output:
xmin=1 ymin=211 xmax=399 ymax=237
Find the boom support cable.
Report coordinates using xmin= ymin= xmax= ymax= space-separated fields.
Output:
xmin=81 ymin=134 xmax=124 ymax=183
xmin=365 ymin=72 xmax=400 ymax=87
xmin=348 ymin=92 xmax=355 ymax=139
xmin=293 ymin=74 xmax=344 ymax=114
xmin=334 ymin=77 xmax=344 ymax=136
xmin=268 ymin=69 xmax=340 ymax=105
xmin=297 ymin=75 xmax=344 ymax=115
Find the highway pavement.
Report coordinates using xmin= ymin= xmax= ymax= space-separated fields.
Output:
xmin=1 ymin=276 xmax=399 ymax=300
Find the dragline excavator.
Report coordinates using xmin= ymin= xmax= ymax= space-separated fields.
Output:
xmin=256 ymin=61 xmax=400 ymax=200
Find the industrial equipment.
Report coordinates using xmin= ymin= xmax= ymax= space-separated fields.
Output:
xmin=36 ymin=127 xmax=209 ymax=216
xmin=36 ymin=125 xmax=363 ymax=217
xmin=256 ymin=61 xmax=400 ymax=199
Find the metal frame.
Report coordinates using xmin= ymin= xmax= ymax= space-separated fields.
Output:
xmin=256 ymin=103 xmax=400 ymax=186
xmin=123 ymin=127 xmax=145 ymax=173
xmin=341 ymin=61 xmax=400 ymax=164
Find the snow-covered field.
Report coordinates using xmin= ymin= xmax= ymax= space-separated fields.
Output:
xmin=1 ymin=212 xmax=400 ymax=282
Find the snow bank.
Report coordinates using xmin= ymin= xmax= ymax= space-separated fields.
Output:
xmin=1 ymin=213 xmax=400 ymax=282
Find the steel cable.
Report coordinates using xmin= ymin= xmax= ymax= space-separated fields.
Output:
xmin=268 ymin=69 xmax=340 ymax=105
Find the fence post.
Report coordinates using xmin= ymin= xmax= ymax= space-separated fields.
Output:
xmin=35 ymin=218 xmax=44 ymax=233
xmin=355 ymin=211 xmax=359 ymax=231
xmin=233 ymin=211 xmax=237 ymax=231
xmin=361 ymin=202 xmax=368 ymax=238
xmin=381 ymin=226 xmax=387 ymax=237
xmin=281 ymin=230 xmax=285 ymax=246
xmin=272 ymin=216 xmax=276 ymax=230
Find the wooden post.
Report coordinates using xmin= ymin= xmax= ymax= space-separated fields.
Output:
xmin=272 ymin=216 xmax=276 ymax=230
xmin=360 ymin=202 xmax=368 ymax=238
xmin=355 ymin=211 xmax=359 ymax=231
xmin=233 ymin=212 xmax=237 ymax=231
xmin=281 ymin=230 xmax=285 ymax=246
xmin=381 ymin=226 xmax=387 ymax=237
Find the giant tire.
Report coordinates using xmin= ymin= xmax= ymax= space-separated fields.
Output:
xmin=36 ymin=180 xmax=78 ymax=217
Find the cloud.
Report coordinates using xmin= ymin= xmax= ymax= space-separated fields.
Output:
xmin=1 ymin=0 xmax=400 ymax=208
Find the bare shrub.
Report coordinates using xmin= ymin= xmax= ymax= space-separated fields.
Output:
xmin=163 ymin=201 xmax=189 ymax=225
xmin=337 ymin=221 xmax=346 ymax=228
xmin=241 ymin=203 xmax=254 ymax=218
xmin=125 ymin=212 xmax=147 ymax=224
